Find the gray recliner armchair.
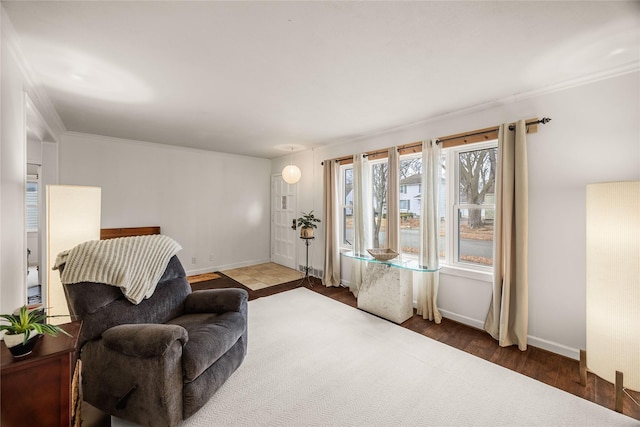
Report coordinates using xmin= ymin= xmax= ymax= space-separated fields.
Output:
xmin=60 ymin=255 xmax=248 ymax=427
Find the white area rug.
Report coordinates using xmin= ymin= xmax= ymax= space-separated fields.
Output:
xmin=114 ymin=288 xmax=639 ymax=427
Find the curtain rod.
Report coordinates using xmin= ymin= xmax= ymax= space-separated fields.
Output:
xmin=321 ymin=117 xmax=551 ymax=165
xmin=436 ymin=117 xmax=551 ymax=145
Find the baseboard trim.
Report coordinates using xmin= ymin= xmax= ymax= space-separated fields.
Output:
xmin=438 ymin=309 xmax=485 ymax=330
xmin=527 ymin=335 xmax=580 ymax=360
xmin=438 ymin=309 xmax=580 ymax=360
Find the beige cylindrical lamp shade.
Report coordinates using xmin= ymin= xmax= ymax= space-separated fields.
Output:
xmin=282 ymin=164 xmax=301 ymax=184
xmin=586 ymin=181 xmax=640 ymax=391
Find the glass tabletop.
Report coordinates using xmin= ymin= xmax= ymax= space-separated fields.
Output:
xmin=342 ymin=251 xmax=439 ymax=272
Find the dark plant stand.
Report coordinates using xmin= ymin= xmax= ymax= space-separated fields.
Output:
xmin=298 ymin=236 xmax=315 ymax=287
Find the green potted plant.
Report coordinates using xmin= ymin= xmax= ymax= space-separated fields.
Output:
xmin=0 ymin=305 xmax=71 ymax=358
xmin=296 ymin=211 xmax=321 ymax=238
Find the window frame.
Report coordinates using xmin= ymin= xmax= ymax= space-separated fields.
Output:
xmin=441 ymin=140 xmax=496 ymax=279
xmin=339 ymin=163 xmax=354 ymax=249
xmin=368 ymin=157 xmax=389 ymax=249
xmin=398 ymin=152 xmax=422 ymax=257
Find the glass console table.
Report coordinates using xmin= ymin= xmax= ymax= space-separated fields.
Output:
xmin=343 ymin=251 xmax=439 ymax=324
xmin=342 ymin=251 xmax=438 ymax=272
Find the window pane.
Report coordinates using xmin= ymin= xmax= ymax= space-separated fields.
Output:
xmin=26 ymin=182 xmax=38 ymax=232
xmin=344 ymin=168 xmax=353 ymax=205
xmin=458 ymin=147 xmax=497 ymax=206
xmin=343 ymin=207 xmax=353 ymax=245
xmin=342 ymin=167 xmax=353 ymax=246
xmin=371 ymin=162 xmax=388 ymax=248
xmin=399 ymin=157 xmax=422 ymax=255
xmin=456 ymin=146 xmax=495 ymax=267
xmin=457 ymin=208 xmax=494 ymax=266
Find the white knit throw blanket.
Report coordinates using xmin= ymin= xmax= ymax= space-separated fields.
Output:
xmin=54 ymin=235 xmax=183 ymax=304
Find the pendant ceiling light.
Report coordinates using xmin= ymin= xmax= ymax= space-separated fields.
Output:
xmin=282 ymin=147 xmax=301 ymax=184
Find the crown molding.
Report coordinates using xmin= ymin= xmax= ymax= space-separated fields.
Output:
xmin=1 ymin=6 xmax=66 ymax=142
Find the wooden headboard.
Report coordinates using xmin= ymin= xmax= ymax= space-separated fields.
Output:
xmin=100 ymin=226 xmax=161 ymax=240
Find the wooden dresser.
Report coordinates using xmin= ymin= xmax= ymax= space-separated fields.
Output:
xmin=1 ymin=321 xmax=82 ymax=427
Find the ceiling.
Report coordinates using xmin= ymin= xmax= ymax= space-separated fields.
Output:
xmin=3 ymin=1 xmax=639 ymax=159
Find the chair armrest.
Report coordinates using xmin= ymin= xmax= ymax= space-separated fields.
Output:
xmin=184 ymin=288 xmax=248 ymax=314
xmin=101 ymin=324 xmax=188 ymax=358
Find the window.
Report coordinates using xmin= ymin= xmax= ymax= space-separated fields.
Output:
xmin=370 ymin=159 xmax=388 ymax=249
xmin=396 ymin=141 xmax=496 ymax=273
xmin=338 ymin=139 xmax=496 ymax=276
xmin=339 ymin=159 xmax=389 ymax=250
xmin=444 ymin=141 xmax=496 ymax=270
xmin=399 ymin=155 xmax=422 ymax=255
xmin=341 ymin=166 xmax=354 ymax=246
xmin=26 ymin=181 xmax=38 ymax=232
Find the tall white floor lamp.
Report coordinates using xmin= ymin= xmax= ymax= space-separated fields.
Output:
xmin=46 ymin=185 xmax=101 ymax=324
xmin=582 ymin=180 xmax=639 ymax=413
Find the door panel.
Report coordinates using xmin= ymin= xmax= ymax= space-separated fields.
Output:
xmin=271 ymin=175 xmax=297 ymax=270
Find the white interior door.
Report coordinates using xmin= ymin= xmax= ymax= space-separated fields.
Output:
xmin=271 ymin=175 xmax=297 ymax=270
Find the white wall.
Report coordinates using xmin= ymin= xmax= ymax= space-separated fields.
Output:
xmin=1 ymin=10 xmax=27 ymax=314
xmin=60 ymin=132 xmax=272 ymax=275
xmin=1 ymin=8 xmax=65 ymax=315
xmin=275 ymin=71 xmax=640 ymax=359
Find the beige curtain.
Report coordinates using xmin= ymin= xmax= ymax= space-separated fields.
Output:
xmin=349 ymin=154 xmax=371 ymax=297
xmin=387 ymin=147 xmax=400 ymax=252
xmin=484 ymin=120 xmax=529 ymax=350
xmin=416 ymin=140 xmax=442 ymax=323
xmin=322 ymin=160 xmax=341 ymax=287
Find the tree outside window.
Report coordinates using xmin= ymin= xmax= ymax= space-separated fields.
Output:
xmin=458 ymin=148 xmax=496 ymax=228
xmin=455 ymin=145 xmax=497 ymax=267
xmin=371 ymin=161 xmax=387 ymax=248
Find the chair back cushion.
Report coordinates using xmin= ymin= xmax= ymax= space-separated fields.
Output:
xmin=62 ymin=255 xmax=191 ymax=348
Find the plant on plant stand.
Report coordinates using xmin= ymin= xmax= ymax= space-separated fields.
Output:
xmin=0 ymin=305 xmax=71 ymax=358
xmin=296 ymin=211 xmax=321 ymax=238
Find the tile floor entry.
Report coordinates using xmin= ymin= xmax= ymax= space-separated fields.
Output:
xmin=221 ymin=263 xmax=302 ymax=291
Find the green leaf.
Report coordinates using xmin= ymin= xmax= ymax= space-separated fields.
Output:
xmin=0 ymin=305 xmax=72 ymax=339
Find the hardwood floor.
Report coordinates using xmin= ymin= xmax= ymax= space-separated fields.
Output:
xmin=85 ymin=274 xmax=640 ymax=425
